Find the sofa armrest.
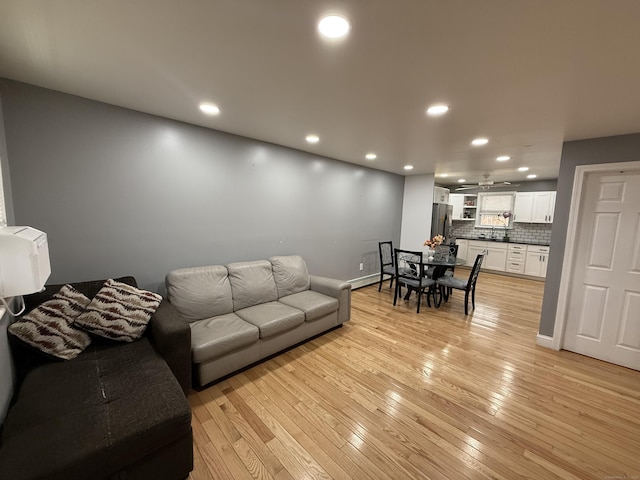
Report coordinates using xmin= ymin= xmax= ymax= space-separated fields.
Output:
xmin=309 ymin=275 xmax=352 ymax=324
xmin=148 ymin=300 xmax=192 ymax=395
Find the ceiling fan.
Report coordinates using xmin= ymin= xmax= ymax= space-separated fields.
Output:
xmin=455 ymin=173 xmax=520 ymax=191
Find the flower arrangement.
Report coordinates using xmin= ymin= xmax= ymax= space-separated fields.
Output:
xmin=498 ymin=211 xmax=512 ymax=225
xmin=423 ymin=234 xmax=444 ymax=249
xmin=498 ymin=211 xmax=512 ymax=241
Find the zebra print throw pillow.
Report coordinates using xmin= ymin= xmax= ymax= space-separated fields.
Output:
xmin=8 ymin=284 xmax=92 ymax=360
xmin=75 ymin=279 xmax=162 ymax=342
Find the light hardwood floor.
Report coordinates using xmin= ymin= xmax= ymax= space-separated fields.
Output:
xmin=188 ymin=271 xmax=640 ymax=479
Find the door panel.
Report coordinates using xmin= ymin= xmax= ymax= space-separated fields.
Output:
xmin=563 ymin=171 xmax=640 ymax=370
xmin=618 ymin=291 xmax=640 ymax=349
xmin=576 ymin=285 xmax=607 ymax=340
xmin=588 ymin=213 xmax=618 ymax=268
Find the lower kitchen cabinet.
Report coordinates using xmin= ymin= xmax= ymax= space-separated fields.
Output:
xmin=455 ymin=239 xmax=469 ymax=263
xmin=506 ymin=244 xmax=526 ymax=274
xmin=458 ymin=239 xmax=550 ymax=278
xmin=524 ymin=245 xmax=550 ymax=277
xmin=485 ymin=243 xmax=508 ymax=271
xmin=468 ymin=240 xmax=507 ymax=272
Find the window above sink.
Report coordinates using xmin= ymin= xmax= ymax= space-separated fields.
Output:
xmin=476 ymin=192 xmax=516 ymax=229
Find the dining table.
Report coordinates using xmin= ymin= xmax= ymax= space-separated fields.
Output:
xmin=402 ymin=255 xmax=467 ymax=303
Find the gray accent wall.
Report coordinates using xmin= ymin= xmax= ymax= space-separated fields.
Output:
xmin=539 ymin=133 xmax=640 ymax=336
xmin=0 ymin=80 xmax=404 ymax=292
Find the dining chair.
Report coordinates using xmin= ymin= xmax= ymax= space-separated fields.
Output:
xmin=435 ymin=251 xmax=485 ymax=315
xmin=393 ymin=248 xmax=436 ymax=313
xmin=431 ymin=243 xmax=459 ymax=299
xmin=378 ymin=241 xmax=395 ymax=292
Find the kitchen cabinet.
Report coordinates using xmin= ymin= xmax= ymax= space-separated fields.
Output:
xmin=455 ymin=239 xmax=469 ymax=262
xmin=524 ymin=245 xmax=550 ymax=277
xmin=506 ymin=244 xmax=526 ymax=274
xmin=434 ymin=186 xmax=450 ymax=204
xmin=485 ymin=242 xmax=508 ymax=271
xmin=531 ymin=191 xmax=556 ymax=223
xmin=514 ymin=191 xmax=556 ymax=223
xmin=468 ymin=240 xmax=507 ymax=272
xmin=449 ymin=193 xmax=477 ymax=220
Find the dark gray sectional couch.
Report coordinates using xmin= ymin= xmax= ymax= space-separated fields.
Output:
xmin=0 ymin=277 xmax=193 ymax=480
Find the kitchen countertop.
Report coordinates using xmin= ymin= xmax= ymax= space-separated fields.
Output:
xmin=454 ymin=236 xmax=550 ymax=247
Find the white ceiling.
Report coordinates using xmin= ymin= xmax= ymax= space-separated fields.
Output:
xmin=1 ymin=0 xmax=640 ymax=185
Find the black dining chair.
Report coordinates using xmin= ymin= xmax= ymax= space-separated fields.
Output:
xmin=378 ymin=241 xmax=395 ymax=292
xmin=435 ymin=252 xmax=485 ymax=315
xmin=393 ymin=248 xmax=436 ymax=313
xmin=441 ymin=244 xmax=459 ymax=278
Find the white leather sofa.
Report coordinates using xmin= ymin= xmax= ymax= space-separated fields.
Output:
xmin=165 ymin=255 xmax=351 ymax=387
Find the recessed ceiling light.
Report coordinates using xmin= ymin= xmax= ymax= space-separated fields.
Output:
xmin=426 ymin=104 xmax=449 ymax=116
xmin=318 ymin=15 xmax=350 ymax=38
xmin=199 ymin=103 xmax=220 ymax=115
xmin=404 ymin=165 xmax=414 ymax=171
xmin=496 ymin=155 xmax=510 ymax=162
xmin=458 ymin=179 xmax=466 ymax=183
xmin=518 ymin=166 xmax=529 ymax=172
xmin=305 ymin=134 xmax=320 ymax=144
xmin=527 ymin=174 xmax=537 ymax=179
xmin=471 ymin=137 xmax=489 ymax=146
xmin=439 ymin=173 xmax=449 ymax=178
xmin=365 ymin=153 xmax=377 ymax=160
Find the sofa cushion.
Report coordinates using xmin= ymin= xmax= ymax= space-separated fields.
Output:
xmin=0 ymin=340 xmax=191 ymax=480
xmin=235 ymin=302 xmax=304 ymax=339
xmin=9 ymin=284 xmax=92 ymax=361
xmin=269 ymin=255 xmax=311 ymax=298
xmin=227 ymin=260 xmax=278 ymax=311
xmin=75 ymin=279 xmax=162 ymax=342
xmin=165 ymin=265 xmax=234 ymax=322
xmin=189 ymin=313 xmax=259 ymax=363
xmin=278 ymin=290 xmax=339 ymax=322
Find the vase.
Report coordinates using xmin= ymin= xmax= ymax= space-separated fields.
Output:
xmin=427 ymin=248 xmax=435 ymax=260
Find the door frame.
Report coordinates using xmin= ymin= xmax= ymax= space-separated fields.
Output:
xmin=551 ymin=160 xmax=640 ymax=350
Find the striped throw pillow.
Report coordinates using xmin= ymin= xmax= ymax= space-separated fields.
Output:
xmin=75 ymin=279 xmax=162 ymax=342
xmin=8 ymin=284 xmax=92 ymax=360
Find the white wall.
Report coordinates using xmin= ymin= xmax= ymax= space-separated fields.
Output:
xmin=400 ymin=175 xmax=435 ymax=253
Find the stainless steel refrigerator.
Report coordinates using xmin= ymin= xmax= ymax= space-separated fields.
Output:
xmin=431 ymin=203 xmax=453 ymax=241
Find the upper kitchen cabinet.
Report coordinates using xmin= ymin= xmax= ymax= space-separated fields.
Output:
xmin=514 ymin=191 xmax=556 ymax=223
xmin=449 ymin=193 xmax=477 ymax=220
xmin=434 ymin=186 xmax=450 ymax=204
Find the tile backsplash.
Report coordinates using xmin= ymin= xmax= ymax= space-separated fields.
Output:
xmin=451 ymin=220 xmax=552 ymax=245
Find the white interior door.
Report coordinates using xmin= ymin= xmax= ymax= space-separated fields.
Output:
xmin=563 ymin=171 xmax=640 ymax=370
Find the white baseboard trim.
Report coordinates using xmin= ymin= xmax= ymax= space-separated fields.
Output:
xmin=348 ymin=273 xmax=381 ymax=290
xmin=536 ymin=334 xmax=555 ymax=349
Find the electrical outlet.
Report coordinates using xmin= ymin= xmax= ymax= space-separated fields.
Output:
xmin=359 ymin=263 xmax=364 ymax=271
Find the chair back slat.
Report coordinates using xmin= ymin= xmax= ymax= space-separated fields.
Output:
xmin=468 ymin=251 xmax=485 ymax=288
xmin=433 ymin=244 xmax=458 ymax=262
xmin=394 ymin=249 xmax=423 ymax=281
xmin=379 ymin=241 xmax=394 ymax=267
